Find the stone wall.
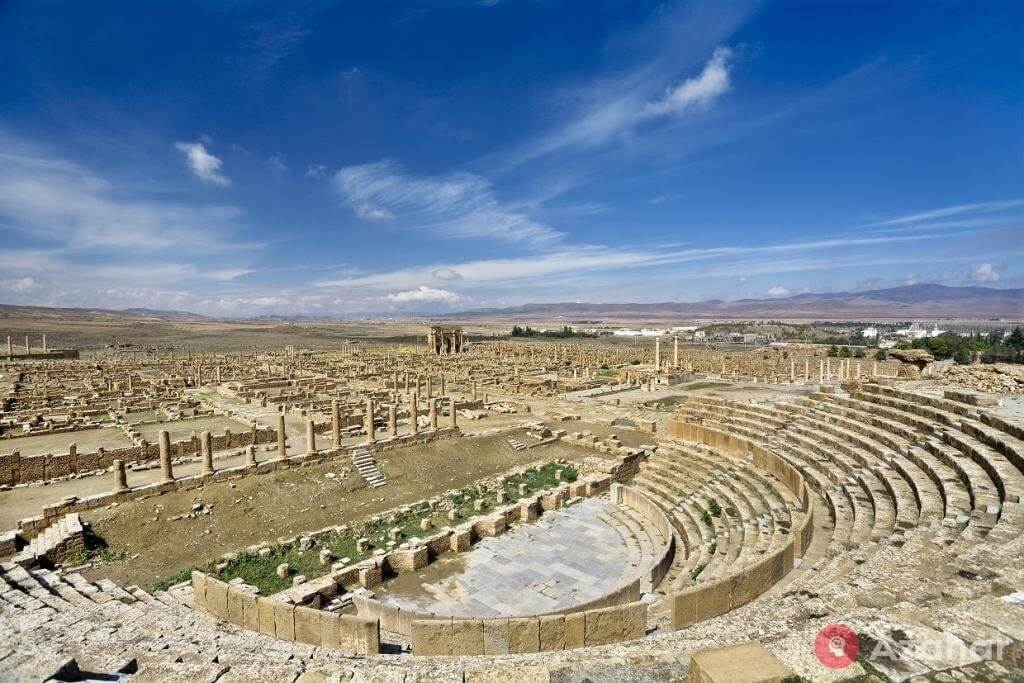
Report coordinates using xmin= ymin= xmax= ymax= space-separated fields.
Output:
xmin=192 ymin=572 xmax=380 ymax=654
xmin=0 ymin=426 xmax=278 ymax=487
xmin=408 ymin=601 xmax=647 ymax=656
xmin=14 ymin=428 xmax=460 ymax=534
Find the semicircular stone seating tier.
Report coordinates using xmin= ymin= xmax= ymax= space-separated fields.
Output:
xmin=1 ymin=381 xmax=1022 ymax=681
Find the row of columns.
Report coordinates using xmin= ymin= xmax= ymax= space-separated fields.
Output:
xmin=117 ymin=394 xmax=462 ymax=495
xmin=5 ymin=335 xmax=47 ymax=359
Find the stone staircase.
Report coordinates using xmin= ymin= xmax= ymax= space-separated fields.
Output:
xmin=12 ymin=513 xmax=87 ymax=569
xmin=351 ymin=447 xmax=386 ymax=487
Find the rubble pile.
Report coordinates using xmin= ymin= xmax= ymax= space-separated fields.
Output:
xmin=933 ymin=362 xmax=1024 ymax=394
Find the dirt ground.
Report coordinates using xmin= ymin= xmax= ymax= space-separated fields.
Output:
xmin=82 ymin=430 xmax=616 ymax=590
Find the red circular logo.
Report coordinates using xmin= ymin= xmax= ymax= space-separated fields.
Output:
xmin=815 ymin=624 xmax=859 ymax=669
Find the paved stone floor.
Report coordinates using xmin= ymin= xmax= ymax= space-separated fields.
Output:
xmin=376 ymin=496 xmax=643 ymax=617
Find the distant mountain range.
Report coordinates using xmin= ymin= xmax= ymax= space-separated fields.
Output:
xmin=0 ymin=284 xmax=1020 ymax=322
xmin=450 ymin=284 xmax=1024 ymax=320
xmin=0 ymin=304 xmax=212 ymax=322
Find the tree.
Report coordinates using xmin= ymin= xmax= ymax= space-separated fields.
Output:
xmin=953 ymin=349 xmax=972 ymax=365
xmin=876 ymin=348 xmax=888 ymax=361
xmin=838 ymin=346 xmax=851 ymax=358
xmin=853 ymin=347 xmax=865 ymax=358
xmin=828 ymin=345 xmax=839 ymax=357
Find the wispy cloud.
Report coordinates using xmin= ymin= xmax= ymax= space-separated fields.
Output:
xmin=175 ymin=141 xmax=230 ymax=186
xmin=869 ymin=198 xmax=1024 ymax=226
xmin=642 ymin=47 xmax=733 ymax=118
xmin=333 ymin=159 xmax=563 ymax=244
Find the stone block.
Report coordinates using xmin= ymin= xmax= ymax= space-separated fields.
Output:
xmin=584 ymin=603 xmax=646 ymax=646
xmin=294 ymin=605 xmax=322 ymax=646
xmin=257 ymin=597 xmax=276 ymax=636
xmin=390 ymin=545 xmax=428 ymax=573
xmin=205 ymin=578 xmax=228 ymax=617
xmin=359 ymin=564 xmax=382 ymax=587
xmin=689 ymin=641 xmax=794 ymax=683
xmin=337 ymin=614 xmax=380 ymax=654
xmin=273 ymin=601 xmax=295 ymax=641
xmin=450 ymin=528 xmax=472 ymax=552
xmin=241 ymin=590 xmax=259 ymax=630
xmin=508 ymin=617 xmax=540 ymax=653
xmin=483 ymin=618 xmax=510 ymax=655
xmin=564 ymin=612 xmax=585 ymax=649
xmin=226 ymin=586 xmax=246 ymax=626
xmin=411 ymin=618 xmax=452 ymax=656
xmin=191 ymin=571 xmax=207 ymax=611
xmin=320 ymin=611 xmax=340 ymax=649
xmin=451 ymin=619 xmax=485 ymax=655
xmin=539 ymin=614 xmax=565 ymax=651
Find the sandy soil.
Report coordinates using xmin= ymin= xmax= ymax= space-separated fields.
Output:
xmin=82 ymin=430 xmax=615 ymax=590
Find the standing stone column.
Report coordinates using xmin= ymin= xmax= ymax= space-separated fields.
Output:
xmin=6 ymin=336 xmax=11 ymax=359
xmin=441 ymin=374 xmax=446 ymax=396
xmin=429 ymin=398 xmax=438 ymax=430
xmin=365 ymin=398 xmax=376 ymax=442
xmin=112 ymin=459 xmax=129 ymax=493
xmin=654 ymin=338 xmax=661 ymax=372
xmin=673 ymin=336 xmax=679 ymax=368
xmin=804 ymin=360 xmax=809 ymax=381
xmin=410 ymin=393 xmax=419 ymax=434
xmin=819 ymin=360 xmax=824 ymax=382
xmin=24 ymin=336 xmax=30 ymax=354
xmin=450 ymin=397 xmax=458 ymax=428
xmin=277 ymin=414 xmax=287 ymax=460
xmin=426 ymin=377 xmax=433 ymax=399
xmin=331 ymin=399 xmax=341 ymax=445
xmin=245 ymin=445 xmax=257 ymax=467
xmin=201 ymin=431 xmax=214 ymax=475
xmin=472 ymin=380 xmax=478 ymax=401
xmin=42 ymin=335 xmax=47 ymax=353
xmin=306 ymin=419 xmax=316 ymax=455
xmin=790 ymin=359 xmax=795 ymax=382
xmin=388 ymin=404 xmax=397 ymax=437
xmin=158 ymin=430 xmax=174 ymax=484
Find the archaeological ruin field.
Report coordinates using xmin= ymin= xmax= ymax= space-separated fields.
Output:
xmin=1 ymin=322 xmax=1022 ymax=682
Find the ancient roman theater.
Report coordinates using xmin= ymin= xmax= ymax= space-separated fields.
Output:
xmin=1 ymin=331 xmax=1021 ymax=681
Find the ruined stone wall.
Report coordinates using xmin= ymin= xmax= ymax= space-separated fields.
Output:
xmin=0 ymin=427 xmax=278 ymax=487
xmin=408 ymin=601 xmax=648 ymax=656
xmin=192 ymin=572 xmax=379 ymax=654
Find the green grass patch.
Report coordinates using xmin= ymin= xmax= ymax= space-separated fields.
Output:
xmin=153 ymin=566 xmax=196 ymax=592
xmin=177 ymin=461 xmax=579 ymax=597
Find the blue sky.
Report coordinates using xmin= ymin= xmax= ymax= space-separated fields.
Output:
xmin=1 ymin=1 xmax=1021 ymax=316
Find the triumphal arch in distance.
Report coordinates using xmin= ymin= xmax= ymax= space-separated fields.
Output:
xmin=427 ymin=326 xmax=465 ymax=354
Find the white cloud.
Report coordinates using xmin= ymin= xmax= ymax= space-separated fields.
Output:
xmin=175 ymin=141 xmax=230 ymax=186
xmin=766 ymin=285 xmax=789 ymax=296
xmin=1 ymin=277 xmax=39 ymax=293
xmin=305 ymin=164 xmax=328 ymax=179
xmin=970 ymin=263 xmax=1000 ymax=283
xmin=334 ymin=160 xmax=562 ymax=244
xmin=643 ymin=47 xmax=732 ymax=119
xmin=268 ymin=155 xmax=287 ymax=172
xmin=386 ymin=286 xmax=460 ymax=304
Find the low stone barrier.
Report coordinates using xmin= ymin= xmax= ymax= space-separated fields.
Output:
xmin=409 ymin=601 xmax=648 ymax=656
xmin=663 ymin=419 xmax=816 ymax=630
xmin=191 ymin=571 xmax=380 ymax=654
